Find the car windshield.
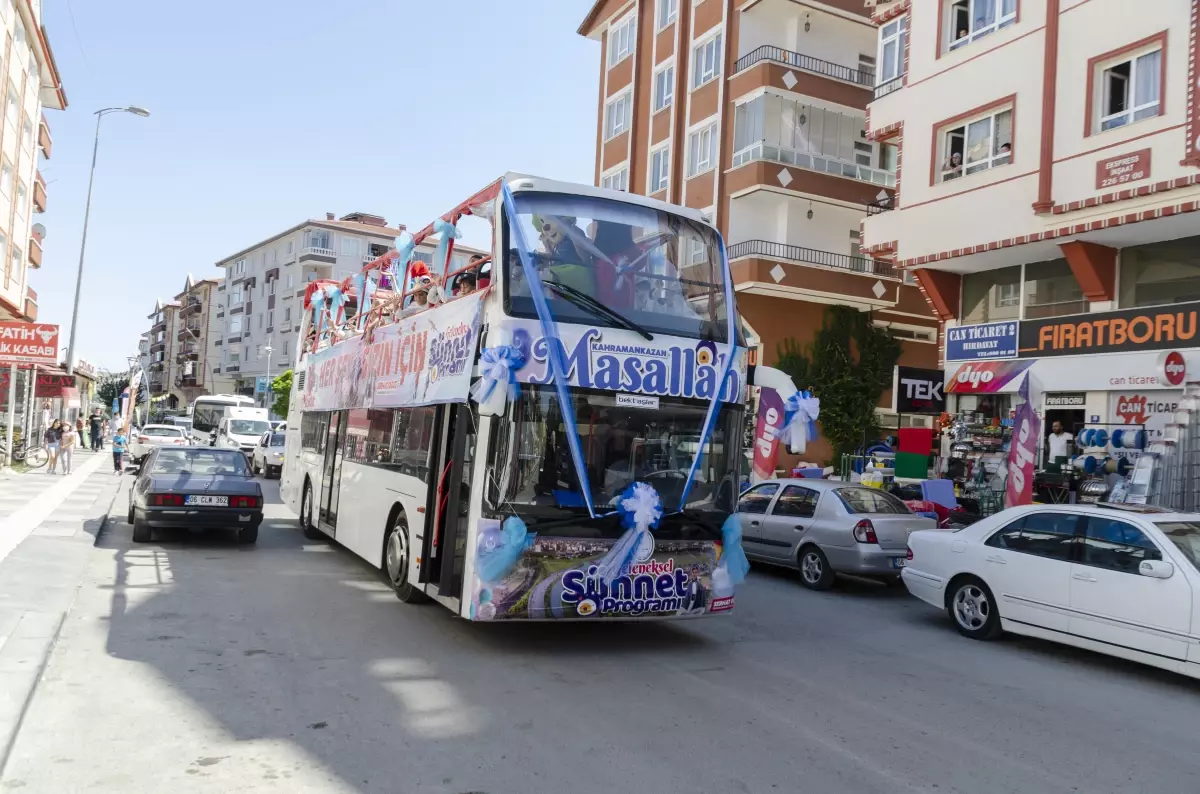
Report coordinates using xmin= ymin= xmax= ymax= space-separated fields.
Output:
xmin=150 ymin=449 xmax=250 ymax=476
xmin=1155 ymin=522 xmax=1200 ymax=570
xmin=229 ymin=420 xmax=270 ymax=436
xmin=143 ymin=427 xmax=183 ymax=437
xmin=488 ymin=385 xmax=742 ymax=521
xmin=836 ymin=487 xmax=911 ymax=514
xmin=505 ymin=192 xmax=731 ymax=341
xmin=269 ymin=433 xmax=285 ymax=447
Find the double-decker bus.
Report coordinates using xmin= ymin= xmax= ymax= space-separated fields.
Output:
xmin=280 ymin=174 xmax=802 ymax=621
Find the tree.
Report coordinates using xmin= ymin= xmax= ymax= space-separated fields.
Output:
xmin=775 ymin=307 xmax=902 ymax=460
xmin=271 ymin=370 xmax=292 ymax=418
xmin=96 ymin=376 xmax=129 ymax=415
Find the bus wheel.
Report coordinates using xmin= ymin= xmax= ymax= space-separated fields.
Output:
xmin=299 ymin=479 xmax=322 ymax=540
xmin=384 ymin=512 xmax=427 ymax=604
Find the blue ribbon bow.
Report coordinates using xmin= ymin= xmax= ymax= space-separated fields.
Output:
xmin=772 ymin=390 xmax=820 ymax=454
xmin=470 ymin=345 xmax=525 ymax=408
xmin=475 ymin=516 xmax=536 ymax=585
xmin=432 ymin=219 xmax=459 ymax=276
xmin=594 ymin=482 xmax=663 ymax=586
xmin=713 ymin=514 xmax=750 ymax=593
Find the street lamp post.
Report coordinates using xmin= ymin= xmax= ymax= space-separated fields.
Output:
xmin=264 ymin=340 xmax=273 ymax=414
xmin=64 ymin=107 xmax=150 ymax=384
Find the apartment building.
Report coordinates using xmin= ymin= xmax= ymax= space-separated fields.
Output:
xmin=863 ymin=0 xmax=1200 ymax=440
xmin=213 ymin=212 xmax=486 ymax=408
xmin=145 ymin=299 xmax=179 ymax=406
xmin=578 ymin=0 xmax=941 ymax=460
xmin=0 ymin=0 xmax=65 ymax=323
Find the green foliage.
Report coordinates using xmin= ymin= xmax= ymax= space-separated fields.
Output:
xmin=271 ymin=370 xmax=292 ymax=418
xmin=96 ymin=376 xmax=129 ymax=415
xmin=774 ymin=307 xmax=902 ymax=460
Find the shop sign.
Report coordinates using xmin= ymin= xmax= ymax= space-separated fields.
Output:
xmin=0 ymin=321 xmax=59 ymax=366
xmin=34 ymin=373 xmax=75 ymax=397
xmin=1109 ymin=391 xmax=1180 ymax=458
xmin=1018 ymin=301 xmax=1199 ymax=358
xmin=1044 ymin=393 xmax=1085 ymax=407
xmin=945 ymin=320 xmax=1018 ymax=361
xmin=893 ymin=366 xmax=946 ymax=414
xmin=1095 ymin=148 xmax=1151 ymax=190
xmin=1159 ymin=351 xmax=1186 ymax=386
xmin=945 ymin=360 xmax=1034 ymax=394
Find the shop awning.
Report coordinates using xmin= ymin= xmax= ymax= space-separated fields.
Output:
xmin=945 ymin=360 xmax=1035 ymax=395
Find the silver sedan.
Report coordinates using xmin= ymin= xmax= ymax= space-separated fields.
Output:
xmin=736 ymin=479 xmax=937 ymax=590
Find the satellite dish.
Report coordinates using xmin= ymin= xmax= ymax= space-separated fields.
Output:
xmin=31 ymin=223 xmax=45 ymax=241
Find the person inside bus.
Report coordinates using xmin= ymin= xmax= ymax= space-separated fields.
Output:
xmin=589 ymin=220 xmax=633 ymax=308
xmin=400 ymin=266 xmax=439 ymax=318
xmin=533 ymin=214 xmax=595 ymax=295
xmin=455 ymin=271 xmax=478 ymax=297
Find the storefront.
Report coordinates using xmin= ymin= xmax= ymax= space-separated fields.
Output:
xmin=945 ymin=301 xmax=1200 ymax=502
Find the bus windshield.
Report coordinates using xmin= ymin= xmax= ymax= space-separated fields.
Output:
xmin=488 ymin=386 xmax=742 ymax=522
xmin=505 ymin=192 xmax=731 ymax=342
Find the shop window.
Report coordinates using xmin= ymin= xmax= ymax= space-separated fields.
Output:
xmin=1120 ymin=238 xmax=1200 ymax=308
xmin=1023 ymin=259 xmax=1085 ymax=319
xmin=961 ymin=266 xmax=1021 ymax=323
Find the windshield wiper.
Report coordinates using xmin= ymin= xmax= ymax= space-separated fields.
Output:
xmin=541 ymin=279 xmax=654 ymax=340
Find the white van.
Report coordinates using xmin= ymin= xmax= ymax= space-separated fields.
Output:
xmin=213 ymin=407 xmax=271 ymax=456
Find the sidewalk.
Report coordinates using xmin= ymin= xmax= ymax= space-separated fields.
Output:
xmin=0 ymin=449 xmax=124 ymax=770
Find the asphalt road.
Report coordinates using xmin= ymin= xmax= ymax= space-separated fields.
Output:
xmin=4 ymin=475 xmax=1200 ymax=793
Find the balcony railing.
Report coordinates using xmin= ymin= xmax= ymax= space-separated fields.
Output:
xmin=874 ymin=75 xmax=905 ymax=99
xmin=866 ymin=197 xmax=894 ymax=215
xmin=727 ymin=239 xmax=897 ymax=280
xmin=226 ymin=364 xmax=240 ymax=373
xmin=300 ymin=246 xmax=335 ymax=259
xmin=733 ymin=45 xmax=874 ymax=87
xmin=732 ymin=142 xmax=897 ymax=188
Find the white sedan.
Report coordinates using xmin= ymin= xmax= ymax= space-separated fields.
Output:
xmin=128 ymin=424 xmax=191 ymax=464
xmin=251 ymin=431 xmax=286 ymax=478
xmin=903 ymin=503 xmax=1200 ymax=679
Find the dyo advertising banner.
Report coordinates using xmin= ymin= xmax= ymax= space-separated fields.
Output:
xmin=1005 ymin=378 xmax=1041 ymax=508
xmin=751 ymin=387 xmax=786 ymax=480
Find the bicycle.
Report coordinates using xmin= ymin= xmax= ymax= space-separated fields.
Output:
xmin=0 ymin=436 xmax=49 ymax=468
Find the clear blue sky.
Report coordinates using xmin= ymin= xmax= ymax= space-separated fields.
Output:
xmin=36 ymin=0 xmax=599 ymax=372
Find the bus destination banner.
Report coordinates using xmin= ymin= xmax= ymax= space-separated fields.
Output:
xmin=469 ymin=528 xmax=727 ymax=621
xmin=301 ymin=292 xmax=485 ymax=411
xmin=499 ymin=320 xmax=747 ymax=404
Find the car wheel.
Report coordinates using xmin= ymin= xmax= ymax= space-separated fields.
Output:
xmin=127 ymin=501 xmax=135 ymax=524
xmin=947 ymin=576 xmax=1002 ymax=640
xmin=797 ymin=546 xmax=835 ymax=591
xmin=299 ymin=480 xmax=322 ymax=540
xmin=384 ymin=512 xmax=427 ymax=604
xmin=239 ymin=525 xmax=258 ymax=544
xmin=131 ymin=517 xmax=152 ymax=543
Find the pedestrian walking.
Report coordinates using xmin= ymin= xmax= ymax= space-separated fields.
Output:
xmin=111 ymin=428 xmax=128 ymax=474
xmin=59 ymin=422 xmax=77 ymax=475
xmin=43 ymin=420 xmax=62 ymax=474
xmin=89 ymin=410 xmax=104 ymax=451
xmin=74 ymin=418 xmax=86 ymax=451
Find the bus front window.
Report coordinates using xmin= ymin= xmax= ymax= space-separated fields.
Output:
xmin=488 ymin=387 xmax=742 ymax=523
xmin=505 ymin=193 xmax=730 ymax=342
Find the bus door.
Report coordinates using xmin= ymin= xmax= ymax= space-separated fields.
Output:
xmin=319 ymin=410 xmax=348 ymax=532
xmin=425 ymin=403 xmax=476 ymax=599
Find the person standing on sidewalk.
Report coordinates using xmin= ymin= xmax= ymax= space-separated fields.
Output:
xmin=111 ymin=428 xmax=128 ymax=474
xmin=74 ymin=418 xmax=86 ymax=452
xmin=59 ymin=421 xmax=77 ymax=475
xmin=89 ymin=410 xmax=103 ymax=451
xmin=43 ymin=420 xmax=62 ymax=474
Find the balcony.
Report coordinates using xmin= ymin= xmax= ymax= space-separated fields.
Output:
xmin=227 ymin=335 xmax=240 ymax=344
xmin=175 ymin=375 xmax=199 ymax=388
xmin=150 ymin=341 xmax=166 ymax=353
xmin=179 ymin=296 xmax=203 ymax=317
xmin=176 ymin=324 xmax=202 ymax=341
xmin=728 ymin=240 xmax=896 ymax=279
xmin=873 ymin=76 xmax=904 ymax=100
xmin=151 ymin=319 xmax=167 ymax=334
xmin=299 ymin=246 xmax=336 ymax=263
xmin=33 ymin=171 xmax=46 ymax=213
xmin=27 ymin=236 xmax=41 ymax=268
xmin=866 ymin=197 xmax=894 ymax=215
xmin=731 ymin=141 xmax=896 ymax=189
xmin=733 ymin=46 xmax=873 ymax=87
xmin=38 ymin=114 xmax=51 ymax=159
xmin=225 ymin=364 xmax=240 ymax=373
xmin=23 ymin=286 xmax=36 ymax=321
xmin=176 ymin=348 xmax=199 ymax=364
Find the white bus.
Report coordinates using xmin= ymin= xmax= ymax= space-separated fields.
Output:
xmin=190 ymin=394 xmax=256 ymax=445
xmin=281 ymin=173 xmax=802 ymax=621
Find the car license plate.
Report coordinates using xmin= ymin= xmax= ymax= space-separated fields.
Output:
xmin=184 ymin=495 xmax=228 ymax=507
xmin=892 ymin=557 xmax=905 ymax=569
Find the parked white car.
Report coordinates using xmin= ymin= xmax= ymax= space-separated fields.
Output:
xmin=251 ymin=431 xmax=286 ymax=478
xmin=128 ymin=424 xmax=191 ymax=465
xmin=903 ymin=503 xmax=1200 ymax=679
